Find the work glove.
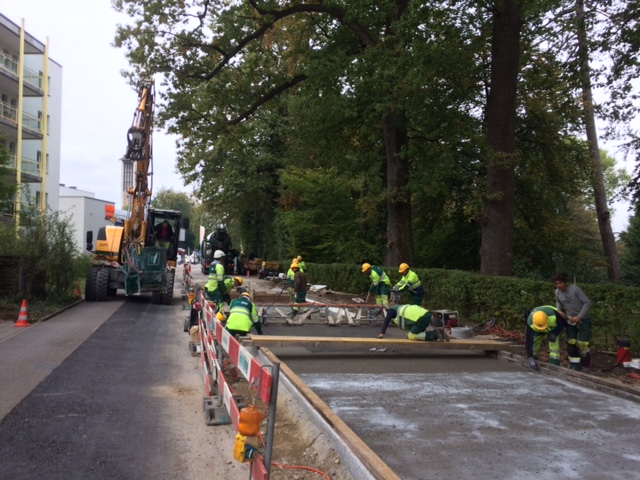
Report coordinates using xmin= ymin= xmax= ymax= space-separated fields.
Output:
xmin=528 ymin=357 xmax=539 ymax=371
xmin=548 ymin=333 xmax=557 ymax=343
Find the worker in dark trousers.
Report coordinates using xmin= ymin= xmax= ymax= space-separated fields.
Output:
xmin=377 ymin=304 xmax=449 ymax=341
xmin=226 ymin=292 xmax=263 ymax=337
xmin=525 ymin=306 xmax=567 ymax=371
xmin=392 ymin=263 xmax=425 ymax=306
xmin=291 ymin=261 xmax=308 ymax=317
xmin=553 ymin=273 xmax=593 ymax=371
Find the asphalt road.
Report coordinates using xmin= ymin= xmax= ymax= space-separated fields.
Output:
xmin=0 ymin=296 xmax=248 ymax=480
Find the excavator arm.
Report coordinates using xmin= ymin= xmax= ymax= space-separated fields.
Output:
xmin=122 ymin=78 xmax=154 ymax=249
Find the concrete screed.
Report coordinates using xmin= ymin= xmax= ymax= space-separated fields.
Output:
xmin=274 ymin=350 xmax=640 ymax=480
xmin=201 ymin=273 xmax=640 ymax=479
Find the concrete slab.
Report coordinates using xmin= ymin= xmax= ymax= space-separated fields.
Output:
xmin=296 ymin=368 xmax=640 ymax=480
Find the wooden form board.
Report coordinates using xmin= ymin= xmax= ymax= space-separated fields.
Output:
xmin=247 ymin=335 xmax=525 ymax=353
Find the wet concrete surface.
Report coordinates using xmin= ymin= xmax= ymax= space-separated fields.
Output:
xmin=267 ymin=335 xmax=640 ymax=480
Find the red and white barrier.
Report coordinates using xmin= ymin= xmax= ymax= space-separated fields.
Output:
xmin=198 ymin=293 xmax=273 ymax=480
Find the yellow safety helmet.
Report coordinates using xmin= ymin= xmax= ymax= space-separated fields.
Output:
xmin=399 ymin=263 xmax=410 ymax=274
xmin=532 ymin=311 xmax=549 ymax=331
xmin=362 ymin=262 xmax=372 ymax=273
xmin=241 ymin=292 xmax=252 ymax=300
xmin=290 ymin=262 xmax=299 ymax=269
xmin=234 ymin=276 xmax=244 ymax=286
xmin=217 ymin=311 xmax=227 ymax=322
xmin=297 ymin=255 xmax=302 ymax=262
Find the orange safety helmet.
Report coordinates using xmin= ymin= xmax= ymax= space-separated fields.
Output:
xmin=398 ymin=263 xmax=410 ymax=274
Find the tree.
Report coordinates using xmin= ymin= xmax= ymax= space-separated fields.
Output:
xmin=573 ymin=0 xmax=620 ymax=281
xmin=480 ymin=0 xmax=522 ymax=276
xmin=0 ymin=141 xmax=17 ymax=216
xmin=620 ymin=206 xmax=640 ymax=286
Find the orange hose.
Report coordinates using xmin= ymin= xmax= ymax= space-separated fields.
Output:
xmin=272 ymin=462 xmax=331 ymax=479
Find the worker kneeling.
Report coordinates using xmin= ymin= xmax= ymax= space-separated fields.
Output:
xmin=226 ymin=292 xmax=263 ymax=337
xmin=525 ymin=306 xmax=566 ymax=371
xmin=377 ymin=304 xmax=449 ymax=341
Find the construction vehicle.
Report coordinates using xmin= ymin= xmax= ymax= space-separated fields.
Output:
xmin=84 ymin=78 xmax=189 ymax=304
xmin=200 ymin=226 xmax=238 ymax=275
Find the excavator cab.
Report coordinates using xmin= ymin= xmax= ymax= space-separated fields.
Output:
xmin=147 ymin=208 xmax=188 ymax=263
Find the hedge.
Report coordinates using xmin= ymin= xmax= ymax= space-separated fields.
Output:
xmin=302 ymin=263 xmax=640 ymax=353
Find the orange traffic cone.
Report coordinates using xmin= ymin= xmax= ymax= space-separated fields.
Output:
xmin=15 ymin=299 xmax=30 ymax=327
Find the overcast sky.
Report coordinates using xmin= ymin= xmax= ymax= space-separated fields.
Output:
xmin=2 ymin=1 xmax=633 ymax=233
xmin=3 ymin=0 xmax=191 ymax=209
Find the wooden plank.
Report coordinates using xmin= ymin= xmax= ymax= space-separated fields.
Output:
xmin=261 ymin=349 xmax=401 ymax=480
xmin=247 ymin=335 xmax=524 ymax=353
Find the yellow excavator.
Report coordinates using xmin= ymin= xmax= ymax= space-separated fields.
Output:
xmin=84 ymin=78 xmax=188 ymax=304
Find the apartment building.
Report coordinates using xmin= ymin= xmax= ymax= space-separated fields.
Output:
xmin=0 ymin=13 xmax=61 ymax=221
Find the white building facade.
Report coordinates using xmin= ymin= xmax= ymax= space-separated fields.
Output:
xmin=0 ymin=13 xmax=62 ymax=219
xmin=59 ymin=184 xmax=116 ymax=254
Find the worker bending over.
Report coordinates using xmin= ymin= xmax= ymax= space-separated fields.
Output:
xmin=225 ymin=292 xmax=263 ymax=337
xmin=222 ymin=276 xmax=244 ymax=305
xmin=362 ymin=263 xmax=391 ymax=313
xmin=525 ymin=306 xmax=566 ymax=371
xmin=377 ymin=304 xmax=449 ymax=341
xmin=204 ymin=249 xmax=227 ymax=311
xmin=393 ymin=263 xmax=425 ymax=305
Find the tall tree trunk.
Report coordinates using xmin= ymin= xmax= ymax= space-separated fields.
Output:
xmin=480 ymin=0 xmax=522 ymax=276
xmin=575 ymin=0 xmax=621 ymax=282
xmin=383 ymin=109 xmax=412 ymax=266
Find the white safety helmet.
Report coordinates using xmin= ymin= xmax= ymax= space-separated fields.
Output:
xmin=213 ymin=250 xmax=225 ymax=259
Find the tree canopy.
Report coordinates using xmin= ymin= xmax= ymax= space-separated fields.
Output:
xmin=112 ymin=0 xmax=634 ymax=282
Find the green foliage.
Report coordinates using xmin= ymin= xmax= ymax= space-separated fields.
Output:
xmin=0 ymin=202 xmax=79 ymax=302
xmin=0 ymin=141 xmax=17 ymax=215
xmin=621 ymin=206 xmax=640 ymax=286
xmin=112 ymin=1 xmax=631 ymax=281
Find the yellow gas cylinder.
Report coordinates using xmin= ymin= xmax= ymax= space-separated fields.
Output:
xmin=233 ymin=434 xmax=247 ymax=462
xmin=238 ymin=405 xmax=261 ymax=437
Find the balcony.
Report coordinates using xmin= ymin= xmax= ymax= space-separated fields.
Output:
xmin=0 ymin=51 xmax=44 ymax=97
xmin=0 ymin=99 xmax=43 ymax=139
xmin=8 ymin=153 xmax=41 ymax=181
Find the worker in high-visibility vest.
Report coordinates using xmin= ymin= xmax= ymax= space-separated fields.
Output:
xmin=393 ymin=263 xmax=425 ymax=306
xmin=222 ymin=276 xmax=244 ymax=305
xmin=226 ymin=292 xmax=263 ymax=337
xmin=296 ymin=255 xmax=306 ymax=273
xmin=525 ymin=305 xmax=567 ymax=371
xmin=205 ymin=250 xmax=226 ymax=310
xmin=376 ymin=304 xmax=449 ymax=341
xmin=362 ymin=263 xmax=391 ymax=312
xmin=287 ymin=262 xmax=296 ymax=302
xmin=291 ymin=261 xmax=308 ymax=317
